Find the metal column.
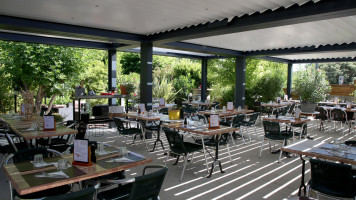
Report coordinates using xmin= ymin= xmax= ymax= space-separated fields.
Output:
xmin=235 ymin=56 xmax=246 ymax=108
xmin=201 ymin=58 xmax=208 ymax=102
xmin=287 ymin=63 xmax=293 ymax=99
xmin=108 ymin=49 xmax=117 ymax=105
xmin=140 ymin=41 xmax=153 ymax=111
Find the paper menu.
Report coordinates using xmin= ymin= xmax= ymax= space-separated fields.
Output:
xmin=138 ymin=104 xmax=146 ymax=112
xmin=209 ymin=114 xmax=219 ymax=128
xmin=227 ymin=102 xmax=233 ymax=111
xmin=276 ymin=97 xmax=281 ymax=103
xmin=43 ymin=115 xmax=55 ymax=130
xmin=159 ymin=98 xmax=165 ymax=106
xmin=284 ymin=95 xmax=288 ymax=100
xmin=73 ymin=139 xmax=89 ymax=163
xmin=347 ymin=102 xmax=351 ymax=109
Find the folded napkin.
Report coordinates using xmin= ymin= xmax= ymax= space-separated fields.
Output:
xmin=31 ymin=161 xmax=54 ymax=168
xmin=97 ymin=150 xmax=118 ymax=156
xmin=106 ymin=157 xmax=133 ymax=163
xmin=35 ymin=171 xmax=69 ymax=179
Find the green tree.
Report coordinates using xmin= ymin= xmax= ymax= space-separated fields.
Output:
xmin=319 ymin=62 xmax=356 ymax=84
xmin=120 ymin=53 xmax=140 ymax=74
xmin=0 ymin=41 xmax=84 ymax=114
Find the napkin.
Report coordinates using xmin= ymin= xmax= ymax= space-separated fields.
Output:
xmin=35 ymin=171 xmax=69 ymax=179
xmin=106 ymin=157 xmax=133 ymax=163
xmin=97 ymin=150 xmax=118 ymax=156
xmin=31 ymin=161 xmax=54 ymax=168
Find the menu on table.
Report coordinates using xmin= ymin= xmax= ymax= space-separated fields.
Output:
xmin=227 ymin=102 xmax=233 ymax=111
xmin=276 ymin=97 xmax=281 ymax=103
xmin=43 ymin=115 xmax=56 ymax=131
xmin=159 ymin=98 xmax=165 ymax=106
xmin=295 ymin=109 xmax=301 ymax=119
xmin=73 ymin=139 xmax=89 ymax=163
xmin=209 ymin=114 xmax=220 ymax=128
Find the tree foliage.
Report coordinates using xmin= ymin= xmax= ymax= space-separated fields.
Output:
xmin=318 ymin=62 xmax=356 ymax=84
xmin=120 ymin=53 xmax=140 ymax=74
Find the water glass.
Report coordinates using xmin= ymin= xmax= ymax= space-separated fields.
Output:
xmin=222 ymin=106 xmax=226 ymax=112
xmin=57 ymin=159 xmax=68 ymax=170
xmin=31 ymin=122 xmax=38 ymax=131
xmin=33 ymin=154 xmax=44 ymax=165
xmin=119 ymin=147 xmax=128 ymax=157
xmin=194 ymin=121 xmax=199 ymax=127
xmin=97 ymin=143 xmax=105 ymax=154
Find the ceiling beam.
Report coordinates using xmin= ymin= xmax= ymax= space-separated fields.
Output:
xmin=0 ymin=31 xmax=117 ymax=49
xmin=253 ymin=56 xmax=292 ymax=63
xmin=246 ymin=42 xmax=356 ymax=56
xmin=292 ymin=57 xmax=356 ymax=63
xmin=148 ymin=0 xmax=356 ymax=44
xmin=0 ymin=15 xmax=145 ymax=45
xmin=124 ymin=48 xmax=221 ymax=60
xmin=160 ymin=42 xmax=244 ymax=57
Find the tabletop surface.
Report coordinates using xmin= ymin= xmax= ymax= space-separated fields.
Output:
xmin=0 ymin=115 xmax=77 ymax=140
xmin=183 ymin=101 xmax=216 ymax=105
xmin=162 ymin=122 xmax=238 ymax=136
xmin=2 ymin=150 xmax=152 ymax=195
xmin=198 ymin=109 xmax=254 ymax=116
xmin=263 ymin=116 xmax=310 ymax=125
xmin=261 ymin=102 xmax=293 ymax=107
xmin=320 ymin=106 xmax=356 ymax=112
xmin=280 ymin=139 xmax=356 ymax=165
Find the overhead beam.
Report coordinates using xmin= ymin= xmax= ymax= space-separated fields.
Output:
xmin=0 ymin=31 xmax=116 ymax=49
xmin=246 ymin=42 xmax=356 ymax=57
xmin=292 ymin=57 xmax=356 ymax=63
xmin=149 ymin=0 xmax=356 ymax=44
xmin=124 ymin=48 xmax=210 ymax=60
xmin=160 ymin=42 xmax=243 ymax=57
xmin=0 ymin=15 xmax=144 ymax=44
xmin=253 ymin=56 xmax=291 ymax=63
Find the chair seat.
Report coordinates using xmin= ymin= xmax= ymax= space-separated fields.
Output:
xmin=195 ymin=138 xmax=227 ymax=147
xmin=15 ymin=184 xmax=71 ymax=199
xmin=97 ymin=183 xmax=132 ymax=200
xmin=171 ymin=142 xmax=203 ymax=154
xmin=265 ymin=132 xmax=293 ymax=140
xmin=145 ymin=125 xmax=160 ymax=131
xmin=241 ymin=121 xmax=253 ymax=126
xmin=220 ymin=121 xmax=231 ymax=127
xmin=121 ymin=128 xmax=141 ymax=135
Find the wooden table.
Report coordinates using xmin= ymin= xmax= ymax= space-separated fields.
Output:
xmin=198 ymin=109 xmax=254 ymax=117
xmin=152 ymin=104 xmax=176 ymax=110
xmin=281 ymin=139 xmax=356 ymax=196
xmin=262 ymin=102 xmax=293 ymax=108
xmin=162 ymin=122 xmax=238 ymax=178
xmin=2 ymin=150 xmax=152 ymax=196
xmin=0 ymin=115 xmax=77 ymax=149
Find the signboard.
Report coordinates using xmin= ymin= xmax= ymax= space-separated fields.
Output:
xmin=209 ymin=114 xmax=220 ymax=129
xmin=43 ymin=115 xmax=56 ymax=131
xmin=227 ymin=102 xmax=233 ymax=111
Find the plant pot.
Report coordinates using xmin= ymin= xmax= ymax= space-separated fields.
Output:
xmin=120 ymin=85 xmax=128 ymax=95
xmin=300 ymin=102 xmax=317 ymax=113
xmin=168 ymin=109 xmax=180 ymax=120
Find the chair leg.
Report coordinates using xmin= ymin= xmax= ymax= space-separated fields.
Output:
xmin=201 ymin=138 xmax=209 ymax=174
xmin=191 ymin=152 xmax=195 ymax=163
xmin=229 ymin=132 xmax=236 ymax=147
xmin=180 ymin=153 xmax=189 ymax=181
xmin=259 ymin=137 xmax=264 ymax=158
xmin=240 ymin=128 xmax=246 ymax=145
xmin=278 ymin=140 xmax=286 ymax=163
xmin=227 ymin=144 xmax=232 ymax=163
xmin=9 ymin=182 xmax=13 ymax=200
xmin=164 ymin=150 xmax=170 ymax=165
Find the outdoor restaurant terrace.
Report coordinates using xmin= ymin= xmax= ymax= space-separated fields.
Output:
xmin=0 ymin=0 xmax=355 ymax=200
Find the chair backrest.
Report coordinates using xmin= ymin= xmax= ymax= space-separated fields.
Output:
xmin=310 ymin=159 xmax=355 ymax=198
xmin=280 ymin=105 xmax=290 ymax=116
xmin=331 ymin=109 xmax=347 ymax=122
xmin=163 ymin=128 xmax=186 ymax=153
xmin=248 ymin=112 xmax=260 ymax=124
xmin=262 ymin=121 xmax=281 ymax=137
xmin=315 ymin=107 xmax=328 ymax=120
xmin=10 ymin=148 xmax=61 ymax=164
xmin=113 ymin=117 xmax=126 ymax=132
xmin=288 ymin=103 xmax=295 ymax=114
xmin=213 ymin=102 xmax=220 ymax=109
xmin=42 ymin=184 xmax=98 ymax=200
xmin=159 ymin=108 xmax=169 ymax=115
xmin=232 ymin=114 xmax=245 ymax=127
xmin=344 ymin=140 xmax=356 ymax=147
xmin=129 ymin=165 xmax=168 ymax=200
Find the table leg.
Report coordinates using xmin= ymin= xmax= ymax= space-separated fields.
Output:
xmin=207 ymin=135 xmax=224 ymax=178
xmin=298 ymin=155 xmax=306 ymax=196
xmin=151 ymin=123 xmax=164 ymax=152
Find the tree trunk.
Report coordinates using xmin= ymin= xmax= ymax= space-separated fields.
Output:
xmin=35 ymin=85 xmax=44 ymax=114
xmin=45 ymin=93 xmax=57 ymax=115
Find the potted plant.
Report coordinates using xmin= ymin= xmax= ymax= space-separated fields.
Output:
xmin=119 ymin=82 xmax=135 ymax=95
xmin=294 ymin=67 xmax=330 ymax=112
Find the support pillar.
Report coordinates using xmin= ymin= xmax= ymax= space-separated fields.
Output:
xmin=201 ymin=58 xmax=208 ymax=102
xmin=287 ymin=63 xmax=293 ymax=99
xmin=108 ymin=49 xmax=117 ymax=105
xmin=140 ymin=41 xmax=153 ymax=111
xmin=235 ymin=56 xmax=246 ymax=108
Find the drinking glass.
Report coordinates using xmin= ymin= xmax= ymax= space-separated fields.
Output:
xmin=31 ymin=122 xmax=38 ymax=131
xmin=97 ymin=143 xmax=105 ymax=154
xmin=33 ymin=154 xmax=44 ymax=165
xmin=57 ymin=159 xmax=68 ymax=170
xmin=119 ymin=147 xmax=128 ymax=157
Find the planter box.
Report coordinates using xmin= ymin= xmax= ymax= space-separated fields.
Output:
xmin=168 ymin=109 xmax=180 ymax=120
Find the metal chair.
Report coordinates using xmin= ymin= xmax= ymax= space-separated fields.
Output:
xmin=307 ymin=159 xmax=356 ymax=199
xmin=113 ymin=117 xmax=145 ymax=146
xmin=259 ymin=121 xmax=294 ymax=163
xmin=241 ymin=112 xmax=260 ymax=141
xmin=315 ymin=107 xmax=329 ymax=131
xmin=163 ymin=128 xmax=207 ymax=181
xmin=330 ymin=108 xmax=348 ymax=134
xmin=97 ymin=165 xmax=168 ymax=200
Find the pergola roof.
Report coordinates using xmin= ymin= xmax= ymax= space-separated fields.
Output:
xmin=0 ymin=0 xmax=355 ymax=63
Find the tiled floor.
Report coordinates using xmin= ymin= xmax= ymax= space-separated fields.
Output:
xmin=1 ymin=119 xmax=355 ymax=200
